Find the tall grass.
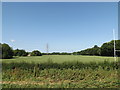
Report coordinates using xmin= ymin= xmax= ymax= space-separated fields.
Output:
xmin=2 ymin=60 xmax=119 ymax=70
xmin=2 ymin=58 xmax=119 ymax=88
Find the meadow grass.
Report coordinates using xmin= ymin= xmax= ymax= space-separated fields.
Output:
xmin=1 ymin=55 xmax=119 ymax=88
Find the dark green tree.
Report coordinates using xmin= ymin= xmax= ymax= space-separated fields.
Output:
xmin=31 ymin=50 xmax=42 ymax=56
xmin=100 ymin=40 xmax=120 ymax=56
xmin=77 ymin=45 xmax=100 ymax=56
xmin=13 ymin=49 xmax=28 ymax=56
xmin=2 ymin=43 xmax=13 ymax=59
xmin=101 ymin=41 xmax=114 ymax=56
xmin=0 ymin=43 xmax=2 ymax=59
xmin=116 ymin=40 xmax=120 ymax=56
xmin=92 ymin=45 xmax=101 ymax=56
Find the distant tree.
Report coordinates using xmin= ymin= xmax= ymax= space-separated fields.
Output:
xmin=13 ymin=49 xmax=19 ymax=56
xmin=31 ymin=50 xmax=42 ymax=56
xmin=77 ymin=45 xmax=100 ymax=56
xmin=76 ymin=40 xmax=120 ymax=56
xmin=116 ymin=40 xmax=120 ymax=56
xmin=101 ymin=41 xmax=114 ymax=56
xmin=0 ymin=43 xmax=2 ymax=59
xmin=92 ymin=45 xmax=101 ymax=56
xmin=2 ymin=43 xmax=13 ymax=59
xmin=99 ymin=40 xmax=120 ymax=56
xmin=93 ymin=45 xmax=99 ymax=48
xmin=42 ymin=53 xmax=47 ymax=55
xmin=13 ymin=49 xmax=28 ymax=56
xmin=51 ymin=52 xmax=60 ymax=55
xmin=73 ymin=52 xmax=77 ymax=55
xmin=60 ymin=52 xmax=71 ymax=55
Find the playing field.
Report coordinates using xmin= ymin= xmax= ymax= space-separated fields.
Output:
xmin=1 ymin=55 xmax=116 ymax=63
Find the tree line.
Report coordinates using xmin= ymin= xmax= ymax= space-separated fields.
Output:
xmin=0 ymin=40 xmax=120 ymax=59
xmin=0 ymin=43 xmax=42 ymax=59
xmin=42 ymin=52 xmax=72 ymax=55
xmin=73 ymin=40 xmax=120 ymax=57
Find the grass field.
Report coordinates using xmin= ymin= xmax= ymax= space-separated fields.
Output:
xmin=1 ymin=55 xmax=116 ymax=63
xmin=1 ymin=55 xmax=119 ymax=88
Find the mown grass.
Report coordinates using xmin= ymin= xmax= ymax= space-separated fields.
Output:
xmin=1 ymin=55 xmax=120 ymax=88
xmin=1 ymin=55 xmax=116 ymax=63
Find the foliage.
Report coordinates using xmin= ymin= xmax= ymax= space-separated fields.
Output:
xmin=116 ymin=40 xmax=120 ymax=56
xmin=2 ymin=43 xmax=13 ymax=59
xmin=76 ymin=45 xmax=101 ymax=56
xmin=74 ymin=40 xmax=120 ymax=57
xmin=101 ymin=40 xmax=120 ymax=56
xmin=13 ymin=49 xmax=28 ymax=56
xmin=60 ymin=52 xmax=71 ymax=55
xmin=50 ymin=52 xmax=60 ymax=55
xmin=42 ymin=52 xmax=71 ymax=55
xmin=1 ymin=40 xmax=120 ymax=58
xmin=31 ymin=50 xmax=42 ymax=56
xmin=0 ymin=43 xmax=2 ymax=59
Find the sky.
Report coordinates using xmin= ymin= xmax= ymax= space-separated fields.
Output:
xmin=2 ymin=2 xmax=118 ymax=53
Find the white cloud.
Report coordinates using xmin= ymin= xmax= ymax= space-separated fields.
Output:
xmin=10 ymin=39 xmax=16 ymax=42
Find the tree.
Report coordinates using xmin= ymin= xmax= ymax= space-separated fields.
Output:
xmin=92 ymin=45 xmax=101 ymax=56
xmin=101 ymin=41 xmax=114 ymax=56
xmin=31 ymin=50 xmax=42 ymax=56
xmin=60 ymin=52 xmax=71 ymax=55
xmin=100 ymin=40 xmax=120 ymax=56
xmin=77 ymin=45 xmax=100 ymax=56
xmin=2 ymin=43 xmax=13 ymax=59
xmin=0 ymin=43 xmax=2 ymax=59
xmin=13 ymin=49 xmax=28 ymax=56
xmin=116 ymin=40 xmax=120 ymax=56
xmin=51 ymin=52 xmax=60 ymax=55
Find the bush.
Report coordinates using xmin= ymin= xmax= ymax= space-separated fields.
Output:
xmin=31 ymin=50 xmax=42 ymax=56
xmin=2 ymin=43 xmax=13 ymax=59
